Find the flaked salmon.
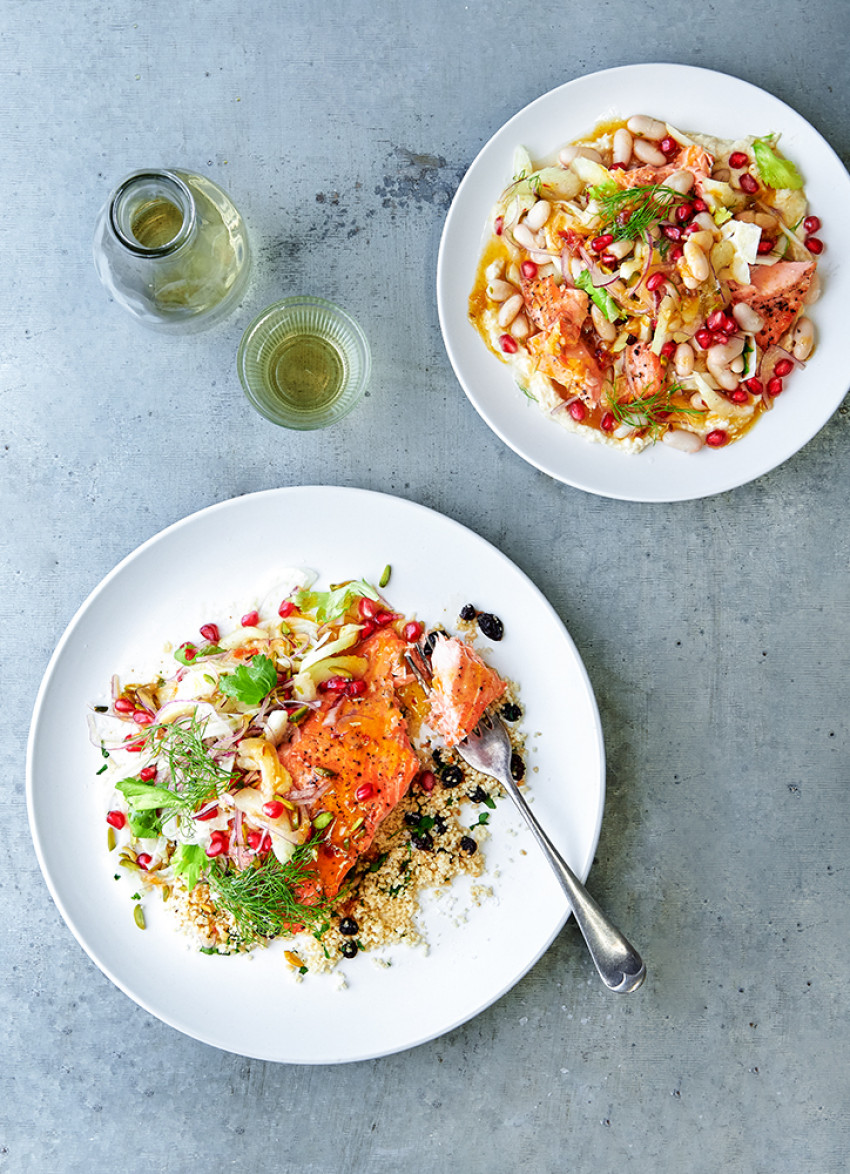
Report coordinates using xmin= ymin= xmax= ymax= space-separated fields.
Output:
xmin=427 ymin=635 xmax=506 ymax=748
xmin=731 ymin=261 xmax=815 ymax=348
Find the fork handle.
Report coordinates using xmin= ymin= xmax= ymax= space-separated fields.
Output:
xmin=501 ymin=776 xmax=646 ymax=993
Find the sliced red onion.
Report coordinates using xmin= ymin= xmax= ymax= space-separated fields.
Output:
xmin=559 ymin=245 xmax=575 ymax=287
xmin=578 ymin=245 xmax=618 ymax=288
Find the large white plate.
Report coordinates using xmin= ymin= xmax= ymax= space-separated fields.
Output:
xmin=438 ymin=64 xmax=850 ymax=502
xmin=27 ymin=487 xmax=604 ymax=1063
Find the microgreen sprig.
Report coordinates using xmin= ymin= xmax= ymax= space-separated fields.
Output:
xmin=591 ymin=183 xmax=687 ymax=241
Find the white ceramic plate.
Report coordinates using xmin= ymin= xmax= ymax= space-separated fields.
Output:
xmin=27 ymin=487 xmax=604 ymax=1063
xmin=438 ymin=63 xmax=850 ymax=502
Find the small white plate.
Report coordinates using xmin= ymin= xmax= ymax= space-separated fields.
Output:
xmin=438 ymin=64 xmax=850 ymax=502
xmin=27 ymin=487 xmax=604 ymax=1063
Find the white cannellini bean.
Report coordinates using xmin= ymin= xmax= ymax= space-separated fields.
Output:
xmin=487 ymin=279 xmax=518 ymax=303
xmin=803 ymin=272 xmax=821 ymax=305
xmin=632 ymin=139 xmax=667 ymax=166
xmin=607 ymin=238 xmax=635 ymax=260
xmin=665 ymin=169 xmax=695 ymax=194
xmin=708 ymin=336 xmax=746 ymax=363
xmin=510 ymin=312 xmax=530 ymax=339
xmin=485 ymin=259 xmax=504 ymax=282
xmin=674 ymin=342 xmax=695 ymax=377
xmin=732 ymin=302 xmax=765 ymax=332
xmin=627 ymin=114 xmax=666 ymax=141
xmin=792 ymin=316 xmax=815 ymax=361
xmin=513 ymin=222 xmax=540 ymax=250
xmin=754 ymin=212 xmax=778 ymax=230
xmin=591 ymin=304 xmax=617 ymax=342
xmin=526 ymin=200 xmax=551 ymax=231
xmin=706 ymin=358 xmax=741 ymax=391
xmin=683 ymin=238 xmax=710 ymax=283
xmin=730 ymin=356 xmax=744 ymax=373
xmin=662 ymin=429 xmax=704 ymax=453
xmin=693 ymin=212 xmax=717 ymax=234
xmin=497 ymin=293 xmax=523 ymax=328
xmin=558 ymin=144 xmax=602 ymax=166
xmin=681 ymin=271 xmax=701 ymax=291
xmin=529 ymin=249 xmax=554 ymax=265
xmin=612 ymin=128 xmax=633 ymax=166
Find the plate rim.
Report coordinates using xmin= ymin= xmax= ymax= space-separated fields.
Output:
xmin=26 ymin=485 xmax=606 ymax=1062
xmin=437 ymin=62 xmax=850 ymax=502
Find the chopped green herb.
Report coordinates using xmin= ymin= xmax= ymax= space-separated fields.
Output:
xmin=96 ymin=764 xmax=108 ymax=776
xmin=93 ymin=705 xmax=108 ymax=713
xmin=219 ymin=654 xmax=278 ymax=707
xmin=172 ymin=843 xmax=208 ymax=891
xmin=289 ymin=706 xmax=309 ymax=723
xmin=368 ymin=852 xmax=389 ymax=873
xmin=606 ymin=382 xmax=706 ymax=438
xmin=199 ymin=946 xmax=218 ymax=955
xmin=752 ymin=137 xmax=803 ymax=190
xmin=294 ymin=579 xmax=380 ymax=623
xmin=575 ymin=269 xmax=621 ymax=323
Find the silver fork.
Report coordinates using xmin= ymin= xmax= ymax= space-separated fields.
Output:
xmin=406 ymin=650 xmax=646 ymax=993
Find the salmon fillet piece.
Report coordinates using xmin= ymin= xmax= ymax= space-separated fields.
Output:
xmin=279 ymin=628 xmax=420 ymax=899
xmin=731 ymin=261 xmax=815 ymax=348
xmin=427 ymin=635 xmax=506 ymax=748
xmin=624 ymin=341 xmax=666 ymax=398
xmin=528 ymin=332 xmax=605 ymax=406
xmin=521 ymin=275 xmax=589 ymax=341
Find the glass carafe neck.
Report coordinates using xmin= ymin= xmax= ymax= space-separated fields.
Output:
xmin=108 ymin=170 xmax=196 ymax=257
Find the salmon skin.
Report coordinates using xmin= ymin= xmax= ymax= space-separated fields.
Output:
xmin=279 ymin=628 xmax=420 ymax=900
xmin=521 ymin=275 xmax=589 ymax=341
xmin=731 ymin=261 xmax=815 ymax=348
xmin=427 ymin=635 xmax=506 ymax=748
xmin=624 ymin=341 xmax=665 ymax=399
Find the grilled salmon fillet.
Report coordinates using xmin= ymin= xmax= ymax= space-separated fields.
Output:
xmin=732 ymin=261 xmax=816 ymax=348
xmin=279 ymin=628 xmax=420 ymax=899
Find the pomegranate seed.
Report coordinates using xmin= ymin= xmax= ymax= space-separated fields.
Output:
xmin=375 ymin=610 xmax=395 ymax=627
xmin=568 ymin=401 xmax=587 ymax=422
xmin=263 ymin=800 xmax=285 ymax=820
xmin=345 ymin=679 xmax=367 ymax=698
xmin=124 ymin=735 xmax=145 ymax=753
xmin=199 ymin=623 xmax=219 ymax=643
xmin=616 ymin=210 xmax=631 ymax=226
xmin=730 ymin=389 xmax=749 ymax=403
xmin=600 ymin=253 xmax=618 ymax=267
xmin=418 ymin=770 xmax=436 ymax=793
xmin=739 ymin=173 xmax=759 ymax=194
xmin=205 ymin=837 xmax=226 ymax=858
xmin=106 ymin=810 xmax=126 ymax=830
xmin=241 ymin=610 xmax=259 ymax=627
xmin=803 ymin=215 xmax=821 ymax=234
xmin=320 ymin=677 xmax=350 ymax=694
xmin=645 ymin=272 xmax=666 ymax=291
xmin=359 ymin=619 xmax=376 ymax=639
xmin=139 ymin=765 xmax=157 ymax=782
xmin=277 ymin=600 xmax=295 ymax=619
xmin=669 ymin=245 xmax=684 ymax=262
xmin=591 ymin=233 xmax=614 ymax=252
xmin=403 ymin=621 xmax=424 ymax=643
xmin=660 ymin=136 xmax=677 ymax=156
xmin=691 ymin=198 xmax=708 ymax=213
xmin=355 ymin=784 xmax=374 ymax=802
xmin=520 ymin=260 xmax=538 ymax=279
xmin=706 ymin=310 xmax=726 ymax=332
xmin=805 ymin=236 xmax=824 ymax=254
xmin=661 ymin=224 xmax=682 ymax=241
xmin=660 ymin=340 xmax=677 ymax=358
xmin=136 ymin=853 xmax=152 ymax=870
xmin=757 ymin=238 xmax=775 ymax=254
xmin=745 ymin=377 xmax=763 ymax=394
xmin=609 ymin=161 xmax=626 ymax=171
xmin=133 ymin=709 xmax=154 ymax=726
xmin=114 ymin=697 xmax=134 ymax=714
xmin=695 ymin=328 xmax=713 ymax=349
xmin=683 ymin=223 xmax=701 ymax=236
xmin=247 ymin=830 xmax=263 ymax=851
xmin=600 ymin=412 xmax=616 ymax=433
xmin=675 ymin=202 xmax=694 ymax=223
xmin=710 ymin=332 xmax=729 ymax=347
xmin=195 ymin=805 xmax=219 ymax=821
xmin=767 ymin=376 xmax=784 ymax=396
xmin=729 ymin=151 xmax=749 ymax=168
xmin=499 ymin=333 xmax=518 ymax=354
xmin=178 ymin=642 xmax=197 ymax=662
xmin=494 ymin=215 xmax=504 ymax=236
xmin=705 ymin=429 xmax=729 ymax=447
xmin=774 ymin=358 xmax=794 ymax=378
xmin=359 ymin=596 xmax=378 ymax=619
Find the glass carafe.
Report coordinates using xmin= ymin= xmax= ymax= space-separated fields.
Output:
xmin=93 ymin=169 xmax=251 ymax=332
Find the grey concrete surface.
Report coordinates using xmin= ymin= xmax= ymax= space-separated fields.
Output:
xmin=2 ymin=1 xmax=849 ymax=1170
